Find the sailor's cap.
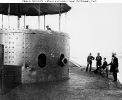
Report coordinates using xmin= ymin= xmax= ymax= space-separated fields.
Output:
xmin=112 ymin=52 xmax=117 ymax=55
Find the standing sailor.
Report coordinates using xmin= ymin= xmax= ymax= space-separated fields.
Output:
xmin=94 ymin=53 xmax=102 ymax=73
xmin=109 ymin=53 xmax=119 ymax=82
xmin=86 ymin=53 xmax=94 ymax=72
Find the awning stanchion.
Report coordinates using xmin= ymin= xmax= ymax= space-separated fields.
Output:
xmin=59 ymin=3 xmax=61 ymax=32
xmin=18 ymin=16 xmax=20 ymax=28
xmin=8 ymin=3 xmax=10 ymax=28
xmin=38 ymin=4 xmax=40 ymax=29
xmin=17 ymin=3 xmax=21 ymax=28
xmin=44 ymin=15 xmax=45 ymax=30
xmin=24 ymin=14 xmax=26 ymax=29
xmin=65 ymin=13 xmax=67 ymax=32
xmin=2 ymin=14 xmax=3 ymax=28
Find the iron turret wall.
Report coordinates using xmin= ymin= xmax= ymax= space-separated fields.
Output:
xmin=0 ymin=28 xmax=70 ymax=83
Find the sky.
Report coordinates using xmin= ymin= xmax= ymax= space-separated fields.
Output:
xmin=67 ymin=3 xmax=122 ymax=55
xmin=66 ymin=3 xmax=122 ymax=65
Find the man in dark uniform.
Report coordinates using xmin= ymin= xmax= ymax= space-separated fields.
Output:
xmin=94 ymin=53 xmax=102 ymax=73
xmin=46 ymin=25 xmax=51 ymax=30
xmin=86 ymin=53 xmax=94 ymax=72
xmin=109 ymin=53 xmax=118 ymax=82
xmin=97 ymin=57 xmax=108 ymax=77
xmin=101 ymin=58 xmax=108 ymax=69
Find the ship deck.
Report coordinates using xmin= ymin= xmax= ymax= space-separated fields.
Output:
xmin=0 ymin=63 xmax=122 ymax=100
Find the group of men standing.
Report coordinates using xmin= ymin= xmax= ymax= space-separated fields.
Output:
xmin=86 ymin=53 xmax=119 ymax=82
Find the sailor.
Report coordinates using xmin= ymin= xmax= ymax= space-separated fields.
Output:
xmin=98 ymin=57 xmax=108 ymax=75
xmin=108 ymin=53 xmax=119 ymax=82
xmin=94 ymin=53 xmax=102 ymax=73
xmin=86 ymin=53 xmax=94 ymax=72
xmin=100 ymin=57 xmax=108 ymax=70
xmin=26 ymin=25 xmax=29 ymax=29
xmin=46 ymin=25 xmax=51 ymax=30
